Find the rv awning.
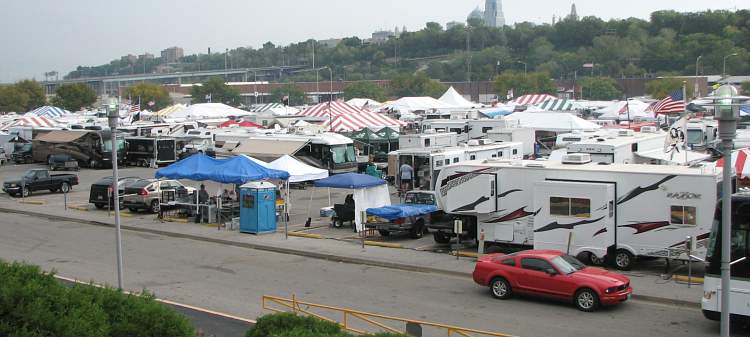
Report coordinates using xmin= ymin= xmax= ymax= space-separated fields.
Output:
xmin=635 ymin=149 xmax=710 ymax=164
xmin=34 ymin=131 xmax=88 ymax=143
xmin=231 ymin=139 xmax=309 ymax=158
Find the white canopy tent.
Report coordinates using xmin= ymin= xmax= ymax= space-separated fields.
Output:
xmin=347 ymin=98 xmax=383 ymax=110
xmin=505 ymin=112 xmax=601 ymax=132
xmin=267 ymin=155 xmax=329 ymax=183
xmin=596 ymin=100 xmax=654 ymax=120
xmin=166 ymin=103 xmax=254 ymax=121
xmin=382 ymin=97 xmax=456 ymax=113
xmin=438 ymin=87 xmax=482 ymax=108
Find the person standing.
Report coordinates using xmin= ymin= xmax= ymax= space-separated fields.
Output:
xmin=399 ymin=161 xmax=414 ymax=193
xmin=197 ymin=184 xmax=209 ymax=223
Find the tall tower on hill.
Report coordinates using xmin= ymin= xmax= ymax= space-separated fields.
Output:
xmin=483 ymin=0 xmax=506 ymax=27
xmin=569 ymin=3 xmax=579 ymax=20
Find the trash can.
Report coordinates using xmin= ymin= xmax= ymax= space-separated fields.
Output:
xmin=239 ymin=181 xmax=277 ymax=234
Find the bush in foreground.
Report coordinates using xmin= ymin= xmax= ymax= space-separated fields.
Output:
xmin=0 ymin=260 xmax=195 ymax=337
xmin=247 ymin=312 xmax=407 ymax=337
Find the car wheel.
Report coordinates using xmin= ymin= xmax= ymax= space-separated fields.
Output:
xmin=150 ymin=200 xmax=160 ymax=213
xmin=60 ymin=182 xmax=70 ymax=194
xmin=22 ymin=187 xmax=30 ymax=198
xmin=94 ymin=203 xmax=105 ymax=209
xmin=128 ymin=207 xmax=137 ymax=213
xmin=489 ymin=277 xmax=512 ymax=299
xmin=89 ymin=159 xmax=99 ymax=169
xmin=410 ymin=222 xmax=425 ymax=239
xmin=378 ymin=230 xmax=390 ymax=237
xmin=615 ymin=249 xmax=634 ymax=271
xmin=433 ymin=231 xmax=451 ymax=244
xmin=574 ymin=288 xmax=600 ymax=312
xmin=588 ymin=252 xmax=604 ymax=266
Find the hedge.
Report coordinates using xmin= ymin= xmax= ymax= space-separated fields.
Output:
xmin=246 ymin=313 xmax=407 ymax=337
xmin=0 ymin=260 xmax=195 ymax=337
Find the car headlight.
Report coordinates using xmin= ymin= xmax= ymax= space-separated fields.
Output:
xmin=605 ymin=287 xmax=617 ymax=294
xmin=8 ymin=184 xmax=15 ymax=188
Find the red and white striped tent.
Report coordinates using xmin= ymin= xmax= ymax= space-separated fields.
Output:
xmin=716 ymin=148 xmax=750 ymax=179
xmin=511 ymin=94 xmax=557 ymax=106
xmin=323 ymin=111 xmax=407 ymax=132
xmin=298 ymin=101 xmax=366 ymax=118
xmin=1 ymin=116 xmax=58 ymax=130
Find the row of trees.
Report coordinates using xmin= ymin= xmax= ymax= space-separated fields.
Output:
xmin=66 ymin=10 xmax=750 ymax=85
xmin=0 ymin=80 xmax=46 ymax=112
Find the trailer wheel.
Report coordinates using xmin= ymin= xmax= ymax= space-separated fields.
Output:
xmin=433 ymin=231 xmax=451 ymax=244
xmin=614 ymin=249 xmax=634 ymax=271
xmin=410 ymin=221 xmax=425 ymax=239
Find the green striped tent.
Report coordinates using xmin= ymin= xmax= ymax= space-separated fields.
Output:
xmin=530 ymin=99 xmax=584 ymax=111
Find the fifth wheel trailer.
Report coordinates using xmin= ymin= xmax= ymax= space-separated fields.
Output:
xmin=435 ymin=154 xmax=722 ymax=270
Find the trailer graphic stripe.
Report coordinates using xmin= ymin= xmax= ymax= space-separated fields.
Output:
xmin=451 ymin=196 xmax=490 ymax=212
xmin=485 ymin=206 xmax=541 ymax=223
xmin=617 ymin=175 xmax=677 ymax=205
xmin=496 ymin=189 xmax=522 ymax=199
xmin=534 ymin=216 xmax=605 ymax=233
xmin=593 ymin=227 xmax=607 ymax=237
xmin=619 ymin=221 xmax=670 ymax=234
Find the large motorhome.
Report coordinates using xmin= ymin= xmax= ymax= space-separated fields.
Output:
xmin=387 ymin=140 xmax=523 ymax=190
xmin=32 ymin=130 xmax=124 ymax=168
xmin=226 ymin=130 xmax=358 ymax=174
xmin=686 ymin=119 xmax=718 ymax=150
xmin=564 ymin=128 xmax=699 ymax=165
xmin=124 ymin=137 xmax=177 ymax=167
xmin=435 ymin=153 xmax=722 ymax=270
xmin=421 ymin=119 xmax=518 ymax=142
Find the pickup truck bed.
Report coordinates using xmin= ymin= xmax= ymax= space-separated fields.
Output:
xmin=365 ymin=203 xmax=442 ymax=239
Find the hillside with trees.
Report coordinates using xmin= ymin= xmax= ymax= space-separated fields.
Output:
xmin=66 ymin=10 xmax=749 ymax=84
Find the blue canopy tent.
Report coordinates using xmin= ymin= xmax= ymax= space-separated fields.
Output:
xmin=313 ymin=173 xmax=389 ymax=232
xmin=156 ymin=153 xmax=289 ymax=184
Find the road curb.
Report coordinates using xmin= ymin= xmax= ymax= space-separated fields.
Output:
xmin=364 ymin=240 xmax=403 ymax=249
xmin=289 ymin=232 xmax=323 ymax=239
xmin=3 ymin=207 xmax=702 ymax=308
xmin=19 ymin=199 xmax=46 ymax=205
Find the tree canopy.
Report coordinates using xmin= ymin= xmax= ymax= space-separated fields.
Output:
xmin=124 ymin=83 xmax=173 ymax=110
xmin=645 ymin=78 xmax=693 ymax=99
xmin=0 ymin=80 xmax=46 ymax=113
xmin=494 ymin=71 xmax=556 ymax=98
xmin=51 ymin=83 xmax=97 ymax=111
xmin=190 ymin=77 xmax=241 ymax=106
xmin=579 ymin=77 xmax=623 ymax=100
xmin=389 ymin=72 xmax=446 ymax=98
xmin=270 ymin=83 xmax=307 ymax=106
xmin=65 ymin=10 xmax=750 ymax=84
xmin=343 ymin=81 xmax=386 ymax=101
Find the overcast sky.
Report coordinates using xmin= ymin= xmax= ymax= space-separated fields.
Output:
xmin=0 ymin=0 xmax=744 ymax=83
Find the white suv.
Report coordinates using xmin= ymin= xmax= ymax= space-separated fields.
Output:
xmin=122 ymin=179 xmax=195 ymax=213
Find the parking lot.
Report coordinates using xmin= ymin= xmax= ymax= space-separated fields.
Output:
xmin=0 ymin=162 xmax=702 ymax=277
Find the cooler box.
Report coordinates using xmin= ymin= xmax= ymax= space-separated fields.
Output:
xmin=239 ymin=181 xmax=277 ymax=234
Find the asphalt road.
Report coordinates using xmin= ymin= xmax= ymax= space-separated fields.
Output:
xmin=0 ymin=212 xmax=738 ymax=337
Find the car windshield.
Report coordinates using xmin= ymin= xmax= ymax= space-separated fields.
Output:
xmin=550 ymin=255 xmax=584 ymax=274
xmin=404 ymin=193 xmax=435 ymax=205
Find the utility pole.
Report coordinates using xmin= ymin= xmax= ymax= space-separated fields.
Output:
xmin=107 ymin=98 xmax=124 ymax=290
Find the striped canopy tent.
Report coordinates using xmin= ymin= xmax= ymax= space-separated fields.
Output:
xmin=250 ymin=102 xmax=284 ymax=112
xmin=716 ymin=148 xmax=750 ymax=179
xmin=25 ymin=106 xmax=70 ymax=118
xmin=511 ymin=94 xmax=557 ymax=106
xmin=526 ymin=99 xmax=585 ymax=112
xmin=298 ymin=101 xmax=365 ymax=118
xmin=322 ymin=111 xmax=407 ymax=132
xmin=1 ymin=116 xmax=58 ymax=130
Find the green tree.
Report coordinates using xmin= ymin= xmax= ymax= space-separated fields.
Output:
xmin=190 ymin=77 xmax=241 ymax=106
xmin=579 ymin=77 xmax=623 ymax=100
xmin=645 ymin=78 xmax=693 ymax=99
xmin=494 ymin=71 xmax=556 ymax=99
xmin=125 ymin=83 xmax=173 ymax=110
xmin=0 ymin=85 xmax=30 ymax=113
xmin=389 ymin=72 xmax=447 ymax=98
xmin=51 ymin=83 xmax=97 ymax=111
xmin=15 ymin=79 xmax=46 ymax=110
xmin=270 ymin=83 xmax=306 ymax=106
xmin=343 ymin=81 xmax=386 ymax=101
xmin=741 ymin=81 xmax=750 ymax=95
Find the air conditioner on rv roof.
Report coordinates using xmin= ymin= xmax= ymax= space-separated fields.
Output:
xmin=617 ymin=129 xmax=635 ymax=137
xmin=562 ymin=153 xmax=592 ymax=165
xmin=640 ymin=126 xmax=658 ymax=133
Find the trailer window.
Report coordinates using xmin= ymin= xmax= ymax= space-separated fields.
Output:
xmin=549 ymin=197 xmax=591 ymax=218
xmin=670 ymin=206 xmax=697 ymax=225
xmin=445 ymin=159 xmax=450 ymax=165
xmin=453 ymin=158 xmax=459 ymax=163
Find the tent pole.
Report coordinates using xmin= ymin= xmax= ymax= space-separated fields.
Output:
xmin=284 ymin=180 xmax=289 ymax=240
xmin=328 ymin=187 xmax=331 ymax=206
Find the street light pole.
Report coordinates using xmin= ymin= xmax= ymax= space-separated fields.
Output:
xmin=723 ymin=53 xmax=738 ymax=78
xmin=107 ymin=98 xmax=124 ymax=290
xmin=516 ymin=61 xmax=527 ymax=77
xmin=695 ymin=55 xmax=703 ymax=98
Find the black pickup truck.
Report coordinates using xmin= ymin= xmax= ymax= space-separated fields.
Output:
xmin=3 ymin=169 xmax=79 ymax=197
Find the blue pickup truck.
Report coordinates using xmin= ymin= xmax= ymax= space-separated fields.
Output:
xmin=365 ymin=191 xmax=448 ymax=239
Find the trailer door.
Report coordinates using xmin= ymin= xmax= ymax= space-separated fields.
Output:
xmin=156 ymin=139 xmax=176 ymax=162
xmin=532 ymin=181 xmax=615 ymax=260
xmin=442 ymin=171 xmax=497 ymax=214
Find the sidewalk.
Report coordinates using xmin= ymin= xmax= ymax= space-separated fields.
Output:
xmin=0 ymin=198 xmax=703 ymax=307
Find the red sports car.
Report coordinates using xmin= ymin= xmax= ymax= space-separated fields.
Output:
xmin=473 ymin=250 xmax=632 ymax=311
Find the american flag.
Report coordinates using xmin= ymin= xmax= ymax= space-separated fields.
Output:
xmin=129 ymin=104 xmax=140 ymax=113
xmin=650 ymin=89 xmax=685 ymax=114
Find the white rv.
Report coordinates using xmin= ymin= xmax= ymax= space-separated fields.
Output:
xmin=387 ymin=140 xmax=523 ymax=190
xmin=566 ymin=128 xmax=674 ymax=164
xmin=435 ymin=153 xmax=721 ymax=270
xmin=686 ymin=118 xmax=718 ymax=150
xmin=421 ymin=119 xmax=520 ymax=142
xmin=398 ymin=131 xmax=458 ymax=150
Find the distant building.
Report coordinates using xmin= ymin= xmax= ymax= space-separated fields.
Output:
xmin=568 ymin=3 xmax=578 ymax=20
xmin=121 ymin=54 xmax=137 ymax=64
xmin=139 ymin=53 xmax=155 ymax=60
xmin=371 ymin=30 xmax=395 ymax=44
xmin=317 ymin=38 xmax=342 ymax=48
xmin=466 ymin=0 xmax=505 ymax=27
xmin=446 ymin=21 xmax=464 ymax=30
xmin=160 ymin=47 xmax=184 ymax=64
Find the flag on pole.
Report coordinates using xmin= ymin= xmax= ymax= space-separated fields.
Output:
xmin=506 ymin=89 xmax=514 ymax=100
xmin=651 ymin=89 xmax=685 ymax=114
xmin=129 ymin=104 xmax=140 ymax=113
xmin=664 ymin=115 xmax=687 ymax=158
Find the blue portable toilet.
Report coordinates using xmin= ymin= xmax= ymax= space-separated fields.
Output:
xmin=239 ymin=181 xmax=277 ymax=234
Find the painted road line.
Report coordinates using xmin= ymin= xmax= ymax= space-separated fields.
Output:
xmin=53 ymin=274 xmax=256 ymax=324
xmin=288 ymin=232 xmax=323 ymax=239
xmin=162 ymin=217 xmax=189 ymax=223
xmin=19 ymin=199 xmax=46 ymax=205
xmin=364 ymin=241 xmax=403 ymax=249
xmin=69 ymin=205 xmax=90 ymax=211
xmin=450 ymin=251 xmax=479 ymax=258
xmin=672 ymin=274 xmax=704 ymax=284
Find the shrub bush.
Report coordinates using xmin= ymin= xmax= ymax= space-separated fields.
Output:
xmin=0 ymin=260 xmax=195 ymax=337
xmin=246 ymin=313 xmax=407 ymax=337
